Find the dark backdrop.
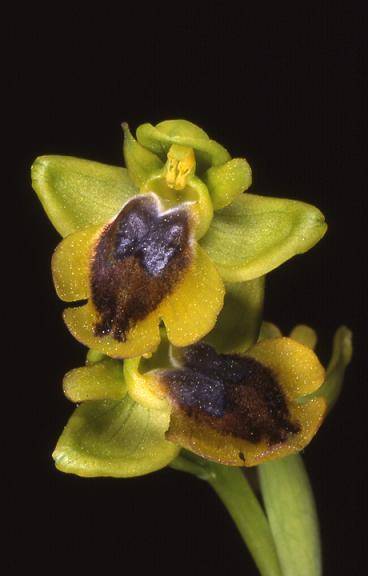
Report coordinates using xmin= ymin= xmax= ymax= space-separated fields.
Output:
xmin=8 ymin=4 xmax=366 ymax=575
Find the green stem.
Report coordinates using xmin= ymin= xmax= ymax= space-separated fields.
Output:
xmin=258 ymin=455 xmax=322 ymax=576
xmin=170 ymin=452 xmax=215 ymax=481
xmin=207 ymin=462 xmax=283 ymax=576
xmin=171 ymin=454 xmax=282 ymax=576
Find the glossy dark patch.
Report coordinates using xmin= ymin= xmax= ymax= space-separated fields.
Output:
xmin=91 ymin=195 xmax=191 ymax=341
xmin=162 ymin=343 xmax=300 ymax=445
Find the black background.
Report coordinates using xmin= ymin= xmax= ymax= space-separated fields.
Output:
xmin=8 ymin=4 xmax=366 ymax=575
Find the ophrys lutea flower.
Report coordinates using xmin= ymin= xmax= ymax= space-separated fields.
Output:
xmin=52 ymin=322 xmax=353 ymax=477
xmin=32 ymin=119 xmax=327 ymax=359
xmin=51 ymin=191 xmax=224 ymax=357
xmin=32 ymin=120 xmax=353 ymax=576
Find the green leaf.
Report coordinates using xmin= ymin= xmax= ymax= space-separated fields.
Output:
xmin=203 ymin=158 xmax=252 ymax=210
xmin=31 ymin=155 xmax=138 ymax=237
xmin=315 ymin=325 xmax=352 ymax=411
xmin=122 ymin=123 xmax=163 ymax=188
xmin=63 ymin=358 xmax=126 ymax=403
xmin=259 ymin=454 xmax=322 ymax=576
xmin=289 ymin=324 xmax=318 ymax=350
xmin=53 ymin=396 xmax=180 ymax=478
xmin=205 ymin=277 xmax=265 ymax=354
xmin=200 ymin=193 xmax=327 ymax=282
xmin=136 ymin=120 xmax=230 ymax=171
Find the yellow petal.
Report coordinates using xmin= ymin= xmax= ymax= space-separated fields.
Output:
xmin=52 ymin=225 xmax=102 ymax=302
xmin=157 ymin=339 xmax=326 ymax=466
xmin=246 ymin=337 xmax=325 ymax=398
xmin=124 ymin=357 xmax=168 ymax=410
xmin=63 ymin=358 xmax=127 ymax=402
xmin=64 ymin=245 xmax=224 ymax=358
xmin=161 ymin=245 xmax=224 ymax=347
xmin=64 ymin=301 xmax=161 ymax=359
xmin=59 ymin=195 xmax=224 ymax=357
xmin=166 ymin=396 xmax=325 ymax=466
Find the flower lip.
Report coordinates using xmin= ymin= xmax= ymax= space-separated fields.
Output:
xmin=91 ymin=194 xmax=192 ymax=342
xmin=160 ymin=343 xmax=300 ymax=446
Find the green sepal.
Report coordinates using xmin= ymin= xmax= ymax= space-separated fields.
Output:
xmin=314 ymin=325 xmax=352 ymax=411
xmin=53 ymin=396 xmax=180 ymax=478
xmin=31 ymin=155 xmax=138 ymax=237
xmin=205 ymin=277 xmax=265 ymax=354
xmin=203 ymin=158 xmax=252 ymax=210
xmin=136 ymin=120 xmax=230 ymax=172
xmin=122 ymin=123 xmax=163 ymax=188
xmin=200 ymin=193 xmax=327 ymax=282
xmin=290 ymin=324 xmax=318 ymax=350
xmin=259 ymin=454 xmax=322 ymax=576
xmin=63 ymin=358 xmax=126 ymax=403
xmin=86 ymin=349 xmax=107 ymax=365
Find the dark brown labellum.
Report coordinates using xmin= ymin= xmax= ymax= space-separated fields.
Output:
xmin=161 ymin=343 xmax=300 ymax=446
xmin=91 ymin=194 xmax=192 ymax=341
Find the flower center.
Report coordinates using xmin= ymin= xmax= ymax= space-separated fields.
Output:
xmin=165 ymin=144 xmax=196 ymax=190
xmin=91 ymin=194 xmax=192 ymax=342
xmin=161 ymin=343 xmax=300 ymax=445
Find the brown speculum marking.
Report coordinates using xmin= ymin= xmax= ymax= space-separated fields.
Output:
xmin=161 ymin=343 xmax=300 ymax=446
xmin=91 ymin=194 xmax=191 ymax=341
